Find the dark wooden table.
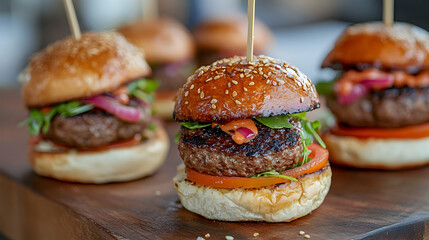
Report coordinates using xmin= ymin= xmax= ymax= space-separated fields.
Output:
xmin=0 ymin=89 xmax=428 ymax=240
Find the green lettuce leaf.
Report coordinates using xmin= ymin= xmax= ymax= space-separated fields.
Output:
xmin=315 ymin=80 xmax=334 ymax=96
xmin=181 ymin=122 xmax=211 ymax=129
xmin=255 ymin=115 xmax=292 ymax=129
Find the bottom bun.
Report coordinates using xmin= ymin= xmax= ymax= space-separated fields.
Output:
xmin=173 ymin=164 xmax=332 ymax=222
xmin=324 ymin=134 xmax=429 ymax=169
xmin=30 ymin=126 xmax=169 ymax=184
xmin=153 ymin=91 xmax=176 ymax=120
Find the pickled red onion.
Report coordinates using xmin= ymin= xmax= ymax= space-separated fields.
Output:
xmin=82 ymin=95 xmax=142 ymax=122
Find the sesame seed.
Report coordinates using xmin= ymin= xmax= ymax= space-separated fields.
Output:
xmin=211 ymin=104 xmax=216 ymax=109
xmin=253 ymin=70 xmax=258 ymax=74
xmin=278 ymin=80 xmax=285 ymax=85
xmin=275 ymin=65 xmax=281 ymax=69
xmin=228 ymin=83 xmax=231 ymax=88
xmin=264 ymin=74 xmax=269 ymax=78
xmin=231 ymin=73 xmax=236 ymax=77
xmin=197 ymin=237 xmax=205 ymax=240
xmin=190 ymin=84 xmax=194 ymax=89
xmin=184 ymin=101 xmax=189 ymax=105
xmin=184 ymin=91 xmax=189 ymax=97
xmin=211 ymin=99 xmax=218 ymax=104
xmin=206 ymin=78 xmax=212 ymax=82
xmin=232 ymin=91 xmax=237 ymax=97
xmin=225 ymin=90 xmax=229 ymax=94
xmin=240 ymin=74 xmax=244 ymax=78
xmin=248 ymin=66 xmax=254 ymax=69
xmin=232 ymin=80 xmax=238 ymax=85
xmin=300 ymin=97 xmax=304 ymax=103
xmin=266 ymin=80 xmax=271 ymax=84
xmin=259 ymin=72 xmax=264 ymax=75
xmin=243 ymin=87 xmax=248 ymax=92
xmin=268 ymin=72 xmax=272 ymax=76
xmin=249 ymin=82 xmax=255 ymax=85
xmin=214 ymin=76 xmax=221 ymax=80
xmin=253 ymin=233 xmax=259 ymax=237
xmin=304 ymin=234 xmax=311 ymax=239
xmin=299 ymin=231 xmax=305 ymax=235
xmin=235 ymin=100 xmax=242 ymax=105
xmin=225 ymin=236 xmax=234 ymax=240
xmin=197 ymin=88 xmax=201 ymax=94
xmin=200 ymin=92 xmax=204 ymax=98
xmin=205 ymin=233 xmax=210 ymax=238
xmin=258 ymin=67 xmax=262 ymax=71
xmin=273 ymin=81 xmax=277 ymax=86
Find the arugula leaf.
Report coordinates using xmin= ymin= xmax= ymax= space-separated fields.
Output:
xmin=128 ymin=78 xmax=160 ymax=95
xmin=289 ymin=112 xmax=307 ymax=121
xmin=132 ymin=89 xmax=154 ymax=103
xmin=181 ymin=122 xmax=211 ymax=129
xmin=251 ymin=170 xmax=297 ymax=181
xmin=255 ymin=115 xmax=292 ymax=129
xmin=174 ymin=130 xmax=181 ymax=144
xmin=19 ymin=101 xmax=93 ymax=135
xmin=315 ymin=80 xmax=334 ymax=96
xmin=302 ymin=121 xmax=326 ymax=148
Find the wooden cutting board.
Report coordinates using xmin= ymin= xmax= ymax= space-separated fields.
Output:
xmin=0 ymin=89 xmax=428 ymax=240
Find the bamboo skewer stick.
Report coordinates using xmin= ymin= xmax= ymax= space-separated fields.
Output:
xmin=63 ymin=0 xmax=81 ymax=40
xmin=383 ymin=0 xmax=394 ymax=27
xmin=247 ymin=0 xmax=255 ymax=62
xmin=142 ymin=0 xmax=159 ymax=20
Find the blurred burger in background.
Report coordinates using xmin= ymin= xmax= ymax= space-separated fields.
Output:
xmin=193 ymin=16 xmax=272 ymax=67
xmin=19 ymin=32 xmax=169 ymax=183
xmin=118 ymin=17 xmax=196 ymax=120
xmin=318 ymin=22 xmax=429 ymax=169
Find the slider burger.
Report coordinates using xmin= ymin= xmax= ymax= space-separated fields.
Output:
xmin=19 ymin=32 xmax=169 ymax=183
xmin=320 ymin=22 xmax=429 ymax=169
xmin=173 ymin=55 xmax=331 ymax=222
xmin=194 ymin=16 xmax=272 ymax=67
xmin=118 ymin=17 xmax=196 ymax=120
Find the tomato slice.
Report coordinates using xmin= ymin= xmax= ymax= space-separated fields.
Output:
xmin=330 ymin=123 xmax=429 ymax=139
xmin=186 ymin=144 xmax=329 ymax=189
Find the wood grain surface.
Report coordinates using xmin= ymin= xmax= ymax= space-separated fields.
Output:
xmin=0 ymin=89 xmax=428 ymax=240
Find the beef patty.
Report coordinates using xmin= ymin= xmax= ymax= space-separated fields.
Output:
xmin=178 ymin=119 xmax=303 ymax=177
xmin=44 ymin=109 xmax=150 ymax=148
xmin=328 ymin=87 xmax=429 ymax=128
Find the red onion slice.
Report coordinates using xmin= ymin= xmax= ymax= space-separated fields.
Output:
xmin=360 ymin=77 xmax=394 ymax=89
xmin=337 ymin=84 xmax=368 ymax=106
xmin=236 ymin=127 xmax=256 ymax=139
xmin=82 ymin=96 xmax=142 ymax=122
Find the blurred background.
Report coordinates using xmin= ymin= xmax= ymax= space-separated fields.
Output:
xmin=0 ymin=0 xmax=427 ymax=88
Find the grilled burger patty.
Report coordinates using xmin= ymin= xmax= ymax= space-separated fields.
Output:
xmin=44 ymin=109 xmax=150 ymax=148
xmin=178 ymin=119 xmax=303 ymax=177
xmin=328 ymin=87 xmax=429 ymax=128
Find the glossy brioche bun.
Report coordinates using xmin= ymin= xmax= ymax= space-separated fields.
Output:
xmin=194 ymin=16 xmax=272 ymax=53
xmin=322 ymin=22 xmax=429 ymax=72
xmin=173 ymin=164 xmax=332 ymax=222
xmin=30 ymin=126 xmax=169 ymax=184
xmin=173 ymin=55 xmax=319 ymax=122
xmin=20 ymin=32 xmax=150 ymax=108
xmin=323 ymin=133 xmax=429 ymax=169
xmin=117 ymin=17 xmax=195 ymax=64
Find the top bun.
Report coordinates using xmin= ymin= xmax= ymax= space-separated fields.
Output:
xmin=20 ymin=32 xmax=150 ymax=108
xmin=117 ymin=17 xmax=195 ymax=64
xmin=174 ymin=55 xmax=319 ymax=122
xmin=194 ymin=16 xmax=272 ymax=54
xmin=322 ymin=22 xmax=429 ymax=72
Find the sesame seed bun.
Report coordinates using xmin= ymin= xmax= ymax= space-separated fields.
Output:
xmin=117 ymin=17 xmax=195 ymax=64
xmin=173 ymin=163 xmax=332 ymax=222
xmin=173 ymin=55 xmax=319 ymax=122
xmin=20 ymin=32 xmax=150 ymax=108
xmin=30 ymin=126 xmax=169 ymax=184
xmin=194 ymin=16 xmax=272 ymax=54
xmin=322 ymin=22 xmax=429 ymax=72
xmin=323 ymin=133 xmax=429 ymax=170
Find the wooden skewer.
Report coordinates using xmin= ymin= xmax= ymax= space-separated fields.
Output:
xmin=142 ymin=0 xmax=158 ymax=20
xmin=63 ymin=0 xmax=81 ymax=40
xmin=383 ymin=0 xmax=394 ymax=27
xmin=247 ymin=0 xmax=255 ymax=62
